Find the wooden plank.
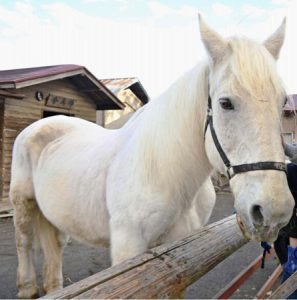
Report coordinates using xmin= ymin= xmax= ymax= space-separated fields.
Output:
xmin=0 ymin=213 xmax=13 ymax=218
xmin=214 ymin=248 xmax=276 ymax=299
xmin=41 ymin=215 xmax=247 ymax=299
xmin=0 ymin=200 xmax=12 ymax=213
xmin=0 ymin=98 xmax=4 ymax=199
xmin=255 ymin=264 xmax=282 ymax=299
xmin=268 ymin=270 xmax=297 ymax=299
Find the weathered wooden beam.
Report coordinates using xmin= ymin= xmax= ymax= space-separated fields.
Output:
xmin=0 ymin=90 xmax=26 ymax=99
xmin=42 ymin=215 xmax=247 ymax=299
xmin=268 ymin=270 xmax=297 ymax=299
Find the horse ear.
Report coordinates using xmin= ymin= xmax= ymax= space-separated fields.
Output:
xmin=263 ymin=18 xmax=286 ymax=60
xmin=198 ymin=14 xmax=228 ymax=65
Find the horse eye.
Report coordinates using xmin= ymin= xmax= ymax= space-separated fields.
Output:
xmin=219 ymin=98 xmax=234 ymax=110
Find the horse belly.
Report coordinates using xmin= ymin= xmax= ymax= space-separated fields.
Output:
xmin=33 ymin=142 xmax=112 ymax=247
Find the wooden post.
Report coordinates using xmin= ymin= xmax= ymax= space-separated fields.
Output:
xmin=42 ymin=215 xmax=247 ymax=299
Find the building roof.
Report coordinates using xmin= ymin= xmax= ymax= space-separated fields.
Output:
xmin=284 ymin=95 xmax=297 ymax=112
xmin=100 ymin=78 xmax=149 ymax=104
xmin=0 ymin=65 xmax=125 ymax=110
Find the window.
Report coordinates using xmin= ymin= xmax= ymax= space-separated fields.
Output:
xmin=43 ymin=111 xmax=74 ymax=118
xmin=282 ymin=132 xmax=294 ymax=144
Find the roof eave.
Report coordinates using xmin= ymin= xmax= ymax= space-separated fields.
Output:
xmin=12 ymin=69 xmax=85 ymax=89
xmin=0 ymin=67 xmax=125 ymax=110
xmin=83 ymin=69 xmax=125 ymax=110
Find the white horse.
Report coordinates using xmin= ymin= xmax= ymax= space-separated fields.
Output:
xmin=10 ymin=16 xmax=294 ymax=298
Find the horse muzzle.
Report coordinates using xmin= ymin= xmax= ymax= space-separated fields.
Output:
xmin=236 ymin=214 xmax=283 ymax=242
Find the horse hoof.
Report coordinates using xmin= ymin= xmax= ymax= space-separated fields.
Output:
xmin=18 ymin=289 xmax=39 ymax=299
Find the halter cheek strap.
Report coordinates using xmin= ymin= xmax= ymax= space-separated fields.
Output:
xmin=204 ymin=95 xmax=287 ymax=180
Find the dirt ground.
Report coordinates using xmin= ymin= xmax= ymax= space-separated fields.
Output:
xmin=0 ymin=192 xmax=281 ymax=299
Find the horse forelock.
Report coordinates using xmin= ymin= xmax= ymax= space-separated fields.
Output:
xmin=226 ymin=38 xmax=285 ymax=101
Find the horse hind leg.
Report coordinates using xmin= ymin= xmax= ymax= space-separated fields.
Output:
xmin=10 ymin=191 xmax=39 ymax=299
xmin=36 ymin=212 xmax=67 ymax=295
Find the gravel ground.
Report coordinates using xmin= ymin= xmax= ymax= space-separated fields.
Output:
xmin=0 ymin=192 xmax=281 ymax=299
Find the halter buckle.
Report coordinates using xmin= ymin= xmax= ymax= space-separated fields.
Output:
xmin=207 ymin=107 xmax=213 ymax=116
xmin=227 ymin=166 xmax=235 ymax=179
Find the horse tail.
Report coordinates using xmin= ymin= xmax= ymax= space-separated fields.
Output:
xmin=34 ymin=211 xmax=64 ymax=265
xmin=10 ymin=116 xmax=73 ymax=200
xmin=10 ymin=127 xmax=36 ymax=202
xmin=10 ymin=132 xmax=61 ymax=260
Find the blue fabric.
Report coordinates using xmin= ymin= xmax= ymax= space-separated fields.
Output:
xmin=281 ymin=247 xmax=297 ymax=298
xmin=283 ymin=164 xmax=297 ymax=238
xmin=276 ymin=163 xmax=297 ymax=298
xmin=284 ymin=246 xmax=297 ymax=275
xmin=281 ymin=268 xmax=297 ymax=299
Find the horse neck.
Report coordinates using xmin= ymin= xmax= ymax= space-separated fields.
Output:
xmin=133 ymin=62 xmax=213 ymax=200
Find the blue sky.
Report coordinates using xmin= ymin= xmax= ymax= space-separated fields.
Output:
xmin=0 ymin=0 xmax=294 ymax=97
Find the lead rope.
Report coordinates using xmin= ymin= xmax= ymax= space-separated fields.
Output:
xmin=260 ymin=241 xmax=272 ymax=268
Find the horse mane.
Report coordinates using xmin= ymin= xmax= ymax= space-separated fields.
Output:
xmin=124 ymin=61 xmax=212 ymax=203
xmin=228 ymin=37 xmax=285 ymax=101
xmin=121 ymin=36 xmax=286 ymax=202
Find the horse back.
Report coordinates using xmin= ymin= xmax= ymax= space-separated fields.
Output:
xmin=10 ymin=116 xmax=104 ymax=198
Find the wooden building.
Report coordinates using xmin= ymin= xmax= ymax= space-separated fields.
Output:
xmin=99 ymin=78 xmax=149 ymax=128
xmin=0 ymin=64 xmax=126 ymax=203
xmin=282 ymin=94 xmax=297 ymax=143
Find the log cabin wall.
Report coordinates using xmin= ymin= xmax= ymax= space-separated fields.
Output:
xmin=0 ymin=98 xmax=4 ymax=198
xmin=1 ymin=79 xmax=97 ymax=201
xmin=282 ymin=113 xmax=297 ymax=143
xmin=104 ymin=89 xmax=142 ymax=126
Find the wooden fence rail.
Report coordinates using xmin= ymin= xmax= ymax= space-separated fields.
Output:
xmin=268 ymin=270 xmax=297 ymax=299
xmin=214 ymin=248 xmax=276 ymax=299
xmin=42 ymin=215 xmax=247 ymax=299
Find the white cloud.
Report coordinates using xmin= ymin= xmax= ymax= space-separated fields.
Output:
xmin=148 ymin=1 xmax=197 ymax=19
xmin=241 ymin=4 xmax=266 ymax=19
xmin=0 ymin=1 xmax=294 ymax=97
xmin=179 ymin=5 xmax=198 ymax=17
xmin=271 ymin=0 xmax=289 ymax=5
xmin=278 ymin=0 xmax=297 ymax=94
xmin=0 ymin=1 xmax=205 ymax=97
xmin=81 ymin=0 xmax=109 ymax=3
xmin=212 ymin=3 xmax=233 ymax=17
xmin=147 ymin=1 xmax=173 ymax=18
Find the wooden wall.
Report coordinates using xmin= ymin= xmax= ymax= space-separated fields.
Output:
xmin=104 ymin=88 xmax=143 ymax=127
xmin=0 ymin=98 xmax=4 ymax=198
xmin=1 ymin=79 xmax=97 ymax=201
xmin=282 ymin=114 xmax=297 ymax=143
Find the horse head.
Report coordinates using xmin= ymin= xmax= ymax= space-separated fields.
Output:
xmin=200 ymin=16 xmax=294 ymax=242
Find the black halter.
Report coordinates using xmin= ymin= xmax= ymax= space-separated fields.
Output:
xmin=204 ymin=95 xmax=287 ymax=180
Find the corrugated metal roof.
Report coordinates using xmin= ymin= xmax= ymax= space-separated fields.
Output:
xmin=0 ymin=65 xmax=125 ymax=110
xmin=100 ymin=78 xmax=138 ymax=94
xmin=0 ymin=65 xmax=82 ymax=86
xmin=100 ymin=77 xmax=149 ymax=104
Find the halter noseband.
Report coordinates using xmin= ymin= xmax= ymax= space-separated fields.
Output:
xmin=204 ymin=95 xmax=287 ymax=180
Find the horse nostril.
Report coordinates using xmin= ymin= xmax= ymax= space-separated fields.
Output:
xmin=251 ymin=204 xmax=264 ymax=226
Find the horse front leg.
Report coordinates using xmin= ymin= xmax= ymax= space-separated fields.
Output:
xmin=12 ymin=196 xmax=39 ymax=299
xmin=109 ymin=206 xmax=173 ymax=265
xmin=110 ymin=221 xmax=147 ymax=265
